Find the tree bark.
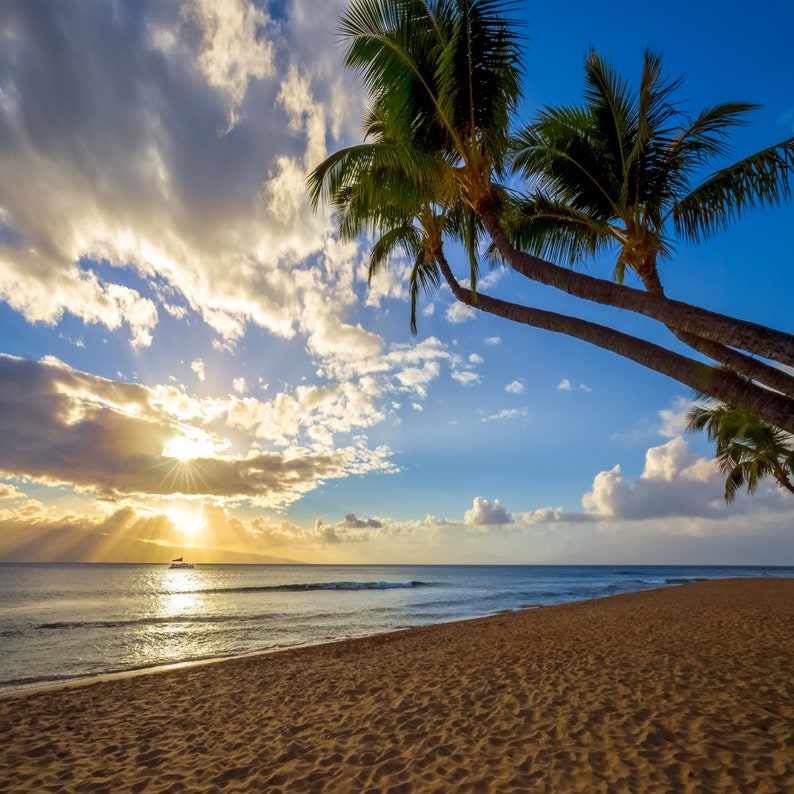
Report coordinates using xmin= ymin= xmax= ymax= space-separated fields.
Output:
xmin=477 ymin=203 xmax=794 ymax=368
xmin=434 ymin=250 xmax=794 ymax=435
xmin=634 ymin=261 xmax=794 ymax=399
xmin=670 ymin=330 xmax=794 ymax=399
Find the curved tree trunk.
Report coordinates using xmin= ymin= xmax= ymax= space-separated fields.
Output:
xmin=434 ymin=250 xmax=794 ymax=435
xmin=477 ymin=202 xmax=794 ymax=368
xmin=670 ymin=330 xmax=794 ymax=399
xmin=634 ymin=259 xmax=794 ymax=399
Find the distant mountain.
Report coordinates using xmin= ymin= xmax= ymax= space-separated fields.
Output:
xmin=0 ymin=524 xmax=303 ymax=564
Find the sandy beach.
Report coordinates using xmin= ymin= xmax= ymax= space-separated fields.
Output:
xmin=1 ymin=578 xmax=792 ymax=793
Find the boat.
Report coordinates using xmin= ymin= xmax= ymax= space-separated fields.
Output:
xmin=169 ymin=527 xmax=195 ymax=568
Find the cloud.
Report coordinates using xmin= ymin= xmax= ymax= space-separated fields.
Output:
xmin=185 ymin=0 xmax=275 ymax=108
xmin=580 ymin=436 xmax=772 ymax=520
xmin=505 ymin=380 xmax=525 ymax=394
xmin=482 ymin=408 xmax=528 ymax=422
xmin=658 ymin=395 xmax=695 ymax=438
xmin=0 ymin=0 xmax=359 ymax=352
xmin=0 ymin=482 xmax=24 ymax=500
xmin=464 ymin=497 xmax=512 ymax=526
xmin=339 ymin=513 xmax=383 ymax=529
xmin=0 ymin=354 xmax=395 ymax=507
xmin=451 ymin=370 xmax=481 ymax=386
xmin=557 ymin=379 xmax=591 ymax=393
xmin=445 ymin=302 xmax=477 ymax=324
xmin=191 ymin=358 xmax=206 ymax=381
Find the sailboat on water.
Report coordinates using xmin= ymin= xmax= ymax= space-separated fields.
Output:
xmin=169 ymin=557 xmax=194 ymax=570
xmin=169 ymin=530 xmax=194 ymax=569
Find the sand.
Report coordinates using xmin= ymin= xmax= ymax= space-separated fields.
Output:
xmin=1 ymin=578 xmax=793 ymax=793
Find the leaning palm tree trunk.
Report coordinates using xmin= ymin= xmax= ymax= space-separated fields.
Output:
xmin=434 ymin=250 xmax=794 ymax=434
xmin=477 ymin=202 xmax=794 ymax=368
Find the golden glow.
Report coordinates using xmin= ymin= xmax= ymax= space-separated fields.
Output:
xmin=165 ymin=499 xmax=203 ymax=538
xmin=163 ymin=432 xmax=218 ymax=462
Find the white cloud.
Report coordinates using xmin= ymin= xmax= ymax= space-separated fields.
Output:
xmin=464 ymin=497 xmax=512 ymax=526
xmin=557 ymin=378 xmax=591 ymax=393
xmin=469 ymin=353 xmax=484 ymax=365
xmin=451 ymin=370 xmax=481 ymax=386
xmin=482 ymin=407 xmax=528 ymax=422
xmin=484 ymin=337 xmax=501 ymax=345
xmin=0 ymin=0 xmax=360 ymax=356
xmin=582 ymin=437 xmax=743 ymax=520
xmin=658 ymin=395 xmax=695 ymax=438
xmin=191 ymin=358 xmax=206 ymax=382
xmin=505 ymin=380 xmax=525 ymax=394
xmin=184 ymin=0 xmax=275 ymax=108
xmin=445 ymin=302 xmax=477 ymax=324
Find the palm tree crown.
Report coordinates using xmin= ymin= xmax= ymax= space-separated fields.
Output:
xmin=308 ymin=0 xmax=524 ymax=327
xmin=686 ymin=400 xmax=794 ymax=502
xmin=510 ymin=50 xmax=794 ymax=292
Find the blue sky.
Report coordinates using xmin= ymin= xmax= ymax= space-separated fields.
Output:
xmin=1 ymin=0 xmax=793 ymax=564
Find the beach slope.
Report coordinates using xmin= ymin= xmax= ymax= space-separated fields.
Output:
xmin=1 ymin=578 xmax=792 ymax=792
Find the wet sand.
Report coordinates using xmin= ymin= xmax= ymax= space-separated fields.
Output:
xmin=1 ymin=578 xmax=793 ymax=793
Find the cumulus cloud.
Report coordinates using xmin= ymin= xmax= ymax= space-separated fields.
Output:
xmin=505 ymin=380 xmax=525 ymax=394
xmin=658 ymin=396 xmax=695 ymax=438
xmin=582 ymin=437 xmax=744 ymax=520
xmin=0 ymin=354 xmax=394 ymax=507
xmin=464 ymin=497 xmax=512 ymax=526
xmin=445 ymin=302 xmax=477 ymax=324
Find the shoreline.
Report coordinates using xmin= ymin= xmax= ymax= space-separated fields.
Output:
xmin=2 ymin=578 xmax=793 ymax=792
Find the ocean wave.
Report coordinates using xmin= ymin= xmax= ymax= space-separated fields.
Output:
xmin=195 ymin=580 xmax=435 ymax=595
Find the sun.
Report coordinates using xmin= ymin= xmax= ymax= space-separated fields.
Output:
xmin=163 ymin=431 xmax=218 ymax=462
xmin=165 ymin=499 xmax=203 ymax=538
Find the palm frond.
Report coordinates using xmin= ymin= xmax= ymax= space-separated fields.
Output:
xmin=508 ymin=194 xmax=614 ymax=267
xmin=409 ymin=249 xmax=441 ymax=334
xmin=686 ymin=397 xmax=794 ymax=502
xmin=582 ymin=49 xmax=635 ymax=202
xmin=434 ymin=0 xmax=525 ymax=172
xmin=369 ymin=224 xmax=422 ymax=281
xmin=672 ymin=136 xmax=794 ymax=242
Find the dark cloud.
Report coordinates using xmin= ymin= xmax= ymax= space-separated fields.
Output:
xmin=340 ymin=513 xmax=382 ymax=529
xmin=0 ymin=354 xmax=354 ymax=503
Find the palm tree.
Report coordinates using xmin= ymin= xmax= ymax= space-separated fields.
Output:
xmin=309 ymin=0 xmax=794 ymax=434
xmin=686 ymin=400 xmax=794 ymax=501
xmin=509 ymin=49 xmax=794 ymax=397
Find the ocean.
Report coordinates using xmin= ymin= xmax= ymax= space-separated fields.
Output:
xmin=1 ymin=563 xmax=792 ymax=695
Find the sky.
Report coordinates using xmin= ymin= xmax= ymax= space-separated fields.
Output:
xmin=1 ymin=0 xmax=793 ymax=565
